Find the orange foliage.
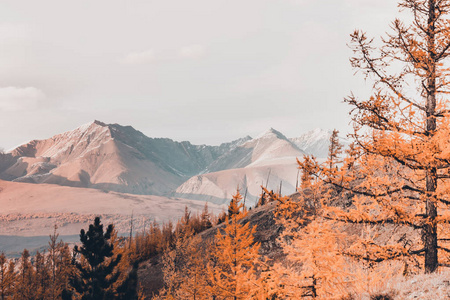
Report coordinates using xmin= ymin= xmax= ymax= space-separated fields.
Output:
xmin=294 ymin=0 xmax=450 ymax=276
xmin=208 ymin=190 xmax=261 ymax=299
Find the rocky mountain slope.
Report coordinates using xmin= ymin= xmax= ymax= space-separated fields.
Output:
xmin=0 ymin=121 xmax=250 ymax=195
xmin=175 ymin=128 xmax=305 ymax=205
xmin=0 ymin=122 xmax=342 ymax=203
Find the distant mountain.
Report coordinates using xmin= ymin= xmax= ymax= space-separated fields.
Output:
xmin=0 ymin=121 xmax=250 ymax=195
xmin=175 ymin=128 xmax=305 ymax=205
xmin=0 ymin=121 xmax=347 ymax=204
xmin=0 ymin=122 xmax=351 ymax=256
xmin=290 ymin=128 xmax=349 ymax=158
xmin=205 ymin=128 xmax=304 ymax=172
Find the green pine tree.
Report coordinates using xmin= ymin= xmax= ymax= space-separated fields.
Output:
xmin=63 ymin=217 xmax=122 ymax=300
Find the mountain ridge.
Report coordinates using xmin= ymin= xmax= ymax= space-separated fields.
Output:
xmin=0 ymin=121 xmax=253 ymax=195
xmin=0 ymin=121 xmax=344 ymax=201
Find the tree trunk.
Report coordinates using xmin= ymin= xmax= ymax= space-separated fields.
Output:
xmin=424 ymin=0 xmax=439 ymax=273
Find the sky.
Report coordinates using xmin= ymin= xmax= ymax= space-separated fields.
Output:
xmin=0 ymin=0 xmax=401 ymax=150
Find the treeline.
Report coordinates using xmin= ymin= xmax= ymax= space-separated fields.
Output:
xmin=0 ymin=221 xmax=142 ymax=300
xmin=0 ymin=203 xmax=219 ymax=300
xmin=0 ymin=228 xmax=72 ymax=300
xmin=133 ymin=204 xmax=214 ymax=263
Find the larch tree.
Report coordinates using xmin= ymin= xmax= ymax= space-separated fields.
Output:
xmin=199 ymin=202 xmax=213 ymax=232
xmin=281 ymin=220 xmax=349 ymax=298
xmin=271 ymin=184 xmax=352 ymax=298
xmin=328 ymin=129 xmax=343 ymax=170
xmin=157 ymin=207 xmax=193 ymax=298
xmin=34 ymin=251 xmax=51 ymax=299
xmin=48 ymin=226 xmax=73 ymax=300
xmin=298 ymin=0 xmax=450 ymax=274
xmin=0 ymin=253 xmax=15 ymax=300
xmin=109 ymin=229 xmax=140 ymax=300
xmin=14 ymin=249 xmax=36 ymax=300
xmin=165 ymin=235 xmax=210 ymax=300
xmin=208 ymin=190 xmax=260 ymax=299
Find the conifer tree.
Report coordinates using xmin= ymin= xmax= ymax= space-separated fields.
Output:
xmin=0 ymin=253 xmax=15 ymax=300
xmin=34 ymin=251 xmax=51 ymax=299
xmin=175 ymin=236 xmax=210 ymax=300
xmin=14 ymin=249 xmax=36 ymax=300
xmin=277 ymin=219 xmax=349 ymax=298
xmin=48 ymin=226 xmax=73 ymax=300
xmin=63 ymin=217 xmax=122 ymax=300
xmin=159 ymin=207 xmax=196 ymax=297
xmin=116 ymin=261 xmax=140 ymax=300
xmin=208 ymin=190 xmax=260 ymax=299
xmin=296 ymin=0 xmax=450 ymax=274
xmin=328 ymin=129 xmax=342 ymax=170
xmin=110 ymin=229 xmax=141 ymax=300
xmin=159 ymin=234 xmax=210 ymax=300
xmin=228 ymin=191 xmax=244 ymax=218
xmin=200 ymin=202 xmax=213 ymax=232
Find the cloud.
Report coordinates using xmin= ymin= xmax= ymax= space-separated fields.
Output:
xmin=179 ymin=45 xmax=205 ymax=59
xmin=0 ymin=87 xmax=46 ymax=111
xmin=120 ymin=50 xmax=156 ymax=65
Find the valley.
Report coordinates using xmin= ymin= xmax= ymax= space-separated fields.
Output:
xmin=0 ymin=120 xmax=344 ymax=255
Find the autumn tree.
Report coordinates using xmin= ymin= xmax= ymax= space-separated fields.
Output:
xmin=266 ymin=183 xmax=348 ymax=298
xmin=34 ymin=251 xmax=51 ymax=299
xmin=159 ymin=234 xmax=210 ymax=300
xmin=175 ymin=236 xmax=210 ymax=299
xmin=328 ymin=129 xmax=342 ymax=170
xmin=297 ymin=0 xmax=450 ymax=274
xmin=228 ymin=192 xmax=244 ymax=218
xmin=208 ymin=190 xmax=260 ymax=299
xmin=14 ymin=249 xmax=36 ymax=300
xmin=109 ymin=229 xmax=140 ymax=300
xmin=48 ymin=226 xmax=73 ymax=300
xmin=0 ymin=253 xmax=15 ymax=300
xmin=158 ymin=206 xmax=197 ymax=298
xmin=197 ymin=203 xmax=213 ymax=233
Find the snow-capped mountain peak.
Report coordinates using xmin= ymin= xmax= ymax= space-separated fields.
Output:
xmin=255 ymin=128 xmax=289 ymax=141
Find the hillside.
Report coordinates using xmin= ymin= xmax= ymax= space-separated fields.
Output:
xmin=138 ymin=199 xmax=282 ymax=297
xmin=137 ymin=191 xmax=449 ymax=299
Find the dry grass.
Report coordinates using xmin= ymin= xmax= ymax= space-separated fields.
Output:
xmin=369 ymin=270 xmax=450 ymax=300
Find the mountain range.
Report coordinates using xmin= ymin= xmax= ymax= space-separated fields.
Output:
xmin=0 ymin=121 xmax=348 ymax=204
xmin=0 ymin=120 xmax=347 ymax=254
xmin=0 ymin=121 xmax=347 ymax=205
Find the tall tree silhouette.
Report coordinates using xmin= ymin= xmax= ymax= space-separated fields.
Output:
xmin=63 ymin=217 xmax=122 ymax=300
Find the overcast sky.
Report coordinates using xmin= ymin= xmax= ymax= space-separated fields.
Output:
xmin=0 ymin=0 xmax=401 ymax=150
